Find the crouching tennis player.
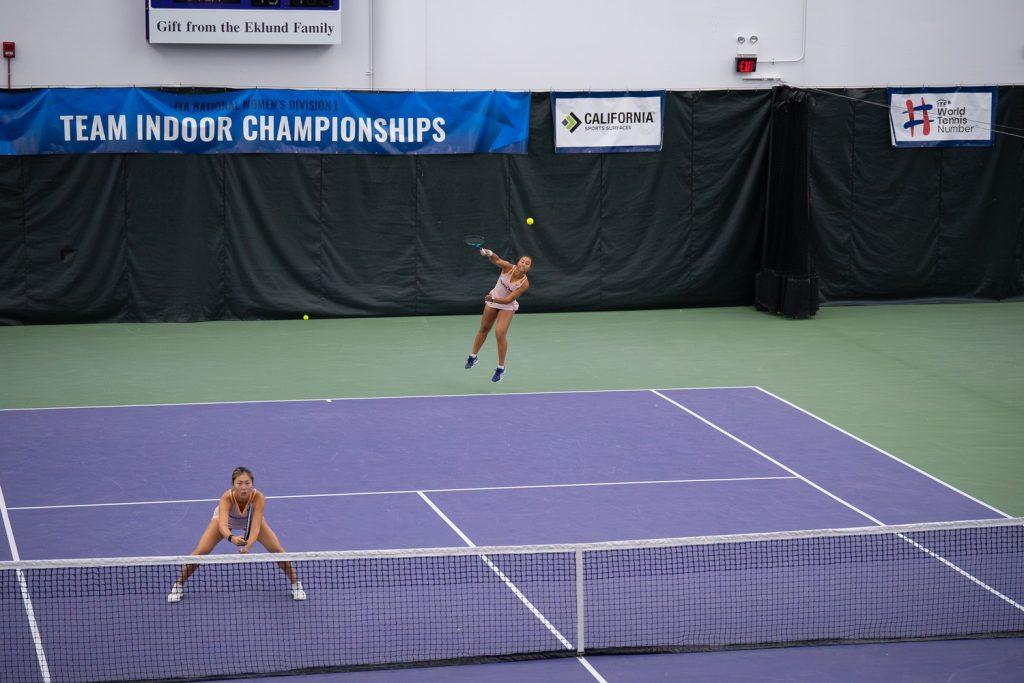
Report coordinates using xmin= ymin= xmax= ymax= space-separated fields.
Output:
xmin=168 ymin=466 xmax=305 ymax=603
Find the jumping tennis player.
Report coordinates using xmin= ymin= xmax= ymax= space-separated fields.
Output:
xmin=167 ymin=466 xmax=306 ymax=603
xmin=465 ymin=249 xmax=532 ymax=382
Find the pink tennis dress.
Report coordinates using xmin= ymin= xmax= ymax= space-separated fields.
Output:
xmin=487 ymin=270 xmax=526 ymax=311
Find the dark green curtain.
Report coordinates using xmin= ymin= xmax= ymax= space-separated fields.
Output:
xmin=1 ymin=86 xmax=1020 ymax=324
xmin=810 ymin=86 xmax=1024 ymax=303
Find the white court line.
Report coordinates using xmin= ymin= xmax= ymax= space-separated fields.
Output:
xmin=8 ymin=475 xmax=797 ymax=512
xmin=0 ymin=385 xmax=756 ymax=412
xmin=0 ymin=480 xmax=52 ymax=683
xmin=416 ymin=492 xmax=607 ymax=683
xmin=650 ymin=390 xmax=1024 ymax=617
xmin=752 ymin=386 xmax=1012 ymax=519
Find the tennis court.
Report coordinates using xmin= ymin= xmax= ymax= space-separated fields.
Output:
xmin=2 ymin=320 xmax=1022 ymax=682
xmin=3 ymin=2 xmax=1024 ymax=681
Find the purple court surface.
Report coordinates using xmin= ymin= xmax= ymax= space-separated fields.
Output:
xmin=1 ymin=386 xmax=1022 ymax=682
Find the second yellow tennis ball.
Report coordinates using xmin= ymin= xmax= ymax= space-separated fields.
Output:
xmin=526 ymin=217 xmax=534 ymax=225
xmin=302 ymin=314 xmax=309 ymax=320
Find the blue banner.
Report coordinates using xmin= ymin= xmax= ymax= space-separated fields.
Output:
xmin=0 ymin=88 xmax=531 ymax=155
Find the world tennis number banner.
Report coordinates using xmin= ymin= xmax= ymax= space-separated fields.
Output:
xmin=552 ymin=91 xmax=664 ymax=153
xmin=0 ymin=88 xmax=531 ymax=155
xmin=888 ymin=86 xmax=997 ymax=148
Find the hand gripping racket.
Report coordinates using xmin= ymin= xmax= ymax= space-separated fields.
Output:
xmin=243 ymin=504 xmax=254 ymax=544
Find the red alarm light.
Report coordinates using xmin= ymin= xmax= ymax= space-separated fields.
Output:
xmin=2 ymin=42 xmax=14 ymax=59
xmin=735 ymin=56 xmax=757 ymax=73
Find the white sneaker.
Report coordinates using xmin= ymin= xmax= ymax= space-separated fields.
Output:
xmin=291 ymin=582 xmax=306 ymax=601
xmin=167 ymin=582 xmax=184 ymax=603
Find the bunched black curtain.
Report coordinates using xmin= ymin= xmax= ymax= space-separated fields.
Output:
xmin=755 ymin=86 xmax=819 ymax=318
xmin=0 ymin=87 xmax=1021 ymax=324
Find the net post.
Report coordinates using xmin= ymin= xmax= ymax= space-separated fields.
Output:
xmin=575 ymin=548 xmax=585 ymax=655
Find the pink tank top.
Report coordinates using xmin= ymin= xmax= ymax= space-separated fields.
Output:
xmin=488 ymin=269 xmax=525 ymax=311
xmin=227 ymin=490 xmax=253 ymax=530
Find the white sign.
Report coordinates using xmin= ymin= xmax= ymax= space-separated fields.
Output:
xmin=888 ymin=87 xmax=996 ymax=148
xmin=553 ymin=92 xmax=664 ymax=153
xmin=147 ymin=7 xmax=340 ymax=45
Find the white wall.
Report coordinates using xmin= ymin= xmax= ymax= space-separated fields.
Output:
xmin=1 ymin=0 xmax=1021 ymax=90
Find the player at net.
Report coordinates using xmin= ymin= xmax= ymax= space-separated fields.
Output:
xmin=167 ymin=466 xmax=306 ymax=603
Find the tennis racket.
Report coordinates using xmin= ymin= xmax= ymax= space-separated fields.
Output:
xmin=464 ymin=234 xmax=486 ymax=250
xmin=243 ymin=504 xmax=254 ymax=544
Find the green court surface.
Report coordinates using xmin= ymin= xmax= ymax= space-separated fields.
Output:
xmin=1 ymin=302 xmax=1022 ymax=515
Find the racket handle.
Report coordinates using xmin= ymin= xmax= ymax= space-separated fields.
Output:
xmin=481 ymin=249 xmax=492 ymax=257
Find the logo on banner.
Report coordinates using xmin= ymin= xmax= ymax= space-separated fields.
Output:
xmin=552 ymin=91 xmax=664 ymax=154
xmin=888 ymin=87 xmax=996 ymax=148
xmin=576 ymin=110 xmax=655 ymax=132
xmin=562 ymin=112 xmax=581 ymax=133
xmin=902 ymin=97 xmax=932 ymax=137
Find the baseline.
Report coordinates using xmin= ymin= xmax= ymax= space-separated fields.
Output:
xmin=0 ymin=385 xmax=755 ymax=413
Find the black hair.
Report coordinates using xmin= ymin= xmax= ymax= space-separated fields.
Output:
xmin=231 ymin=466 xmax=254 ymax=483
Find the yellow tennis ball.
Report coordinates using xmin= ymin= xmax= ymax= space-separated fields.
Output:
xmin=302 ymin=314 xmax=309 ymax=320
xmin=526 ymin=217 xmax=534 ymax=225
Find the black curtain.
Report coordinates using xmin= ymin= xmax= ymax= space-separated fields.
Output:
xmin=810 ymin=86 xmax=1024 ymax=303
xmin=0 ymin=90 xmax=772 ymax=323
xmin=755 ymin=87 xmax=818 ymax=318
xmin=0 ymin=157 xmax=24 ymax=324
xmin=2 ymin=86 xmax=1020 ymax=324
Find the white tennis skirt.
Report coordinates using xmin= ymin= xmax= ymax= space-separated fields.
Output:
xmin=486 ymin=300 xmax=519 ymax=312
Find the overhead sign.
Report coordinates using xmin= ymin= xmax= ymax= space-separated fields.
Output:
xmin=552 ymin=91 xmax=664 ymax=154
xmin=146 ymin=0 xmax=341 ymax=45
xmin=0 ymin=88 xmax=531 ymax=155
xmin=888 ymin=87 xmax=997 ymax=148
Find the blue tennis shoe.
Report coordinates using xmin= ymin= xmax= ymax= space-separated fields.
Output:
xmin=465 ymin=354 xmax=478 ymax=369
xmin=491 ymin=367 xmax=505 ymax=382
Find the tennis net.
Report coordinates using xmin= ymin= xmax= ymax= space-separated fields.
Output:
xmin=2 ymin=517 xmax=1022 ymax=682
